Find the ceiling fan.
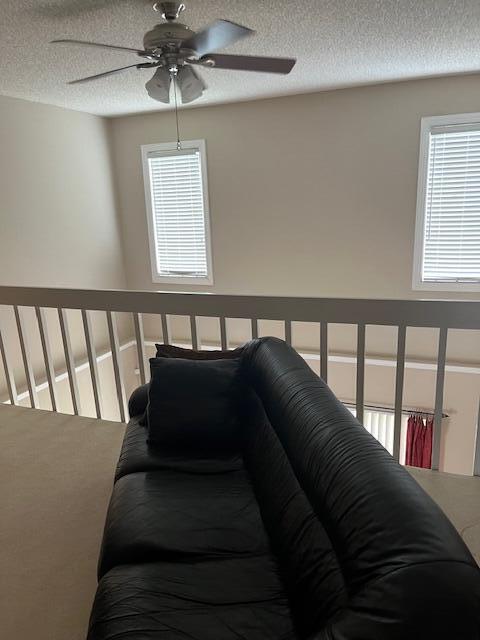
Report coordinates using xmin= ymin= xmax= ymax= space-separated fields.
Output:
xmin=52 ymin=1 xmax=296 ymax=105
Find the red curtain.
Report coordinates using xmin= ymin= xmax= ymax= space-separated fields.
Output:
xmin=405 ymin=414 xmax=433 ymax=468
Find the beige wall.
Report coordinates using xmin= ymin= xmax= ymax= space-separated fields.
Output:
xmin=0 ymin=95 xmax=126 ymax=289
xmin=0 ymin=95 xmax=128 ymax=413
xmin=108 ymin=76 xmax=480 ymax=475
xmin=110 ymin=73 xmax=480 ymax=300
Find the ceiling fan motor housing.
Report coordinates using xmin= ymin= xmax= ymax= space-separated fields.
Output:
xmin=143 ymin=22 xmax=194 ymax=51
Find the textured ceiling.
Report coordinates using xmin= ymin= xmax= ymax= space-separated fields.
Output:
xmin=2 ymin=0 xmax=480 ymax=117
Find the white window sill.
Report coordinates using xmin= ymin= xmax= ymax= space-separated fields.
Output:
xmin=152 ymin=274 xmax=214 ymax=286
xmin=412 ymin=280 xmax=480 ymax=293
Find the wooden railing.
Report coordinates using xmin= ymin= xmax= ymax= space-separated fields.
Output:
xmin=0 ymin=285 xmax=479 ymax=473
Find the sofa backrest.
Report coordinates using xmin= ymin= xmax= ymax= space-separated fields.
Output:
xmin=242 ymin=391 xmax=347 ymax=636
xmin=242 ymin=337 xmax=480 ymax=639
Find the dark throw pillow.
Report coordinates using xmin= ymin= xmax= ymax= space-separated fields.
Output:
xmin=147 ymin=357 xmax=243 ymax=453
xmin=155 ymin=343 xmax=244 ymax=360
xmin=138 ymin=344 xmax=244 ymax=426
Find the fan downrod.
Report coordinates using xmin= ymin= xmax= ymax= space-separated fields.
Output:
xmin=153 ymin=2 xmax=186 ymax=21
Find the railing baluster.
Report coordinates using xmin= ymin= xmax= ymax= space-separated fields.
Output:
xmin=133 ymin=313 xmax=147 ymax=385
xmin=474 ymin=398 xmax=480 ymax=477
xmin=356 ymin=323 xmax=366 ymax=423
xmin=284 ymin=320 xmax=292 ymax=346
xmin=0 ymin=320 xmax=17 ymax=405
xmin=107 ymin=311 xmax=127 ymax=423
xmin=161 ymin=313 xmax=170 ymax=345
xmin=190 ymin=315 xmax=199 ymax=350
xmin=320 ymin=322 xmax=328 ymax=382
xmin=14 ymin=306 xmax=38 ymax=408
xmin=58 ymin=308 xmax=81 ymax=415
xmin=36 ymin=307 xmax=58 ymax=412
xmin=251 ymin=318 xmax=259 ymax=339
xmin=393 ymin=324 xmax=406 ymax=462
xmin=219 ymin=317 xmax=228 ymax=350
xmin=432 ymin=327 xmax=448 ymax=471
xmin=82 ymin=309 xmax=102 ymax=419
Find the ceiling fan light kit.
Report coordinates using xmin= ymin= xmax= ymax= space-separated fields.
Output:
xmin=153 ymin=2 xmax=186 ymax=21
xmin=51 ymin=1 xmax=296 ymax=106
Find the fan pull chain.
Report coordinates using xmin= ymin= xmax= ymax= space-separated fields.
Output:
xmin=172 ymin=71 xmax=182 ymax=150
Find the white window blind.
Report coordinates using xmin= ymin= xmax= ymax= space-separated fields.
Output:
xmin=142 ymin=141 xmax=212 ymax=283
xmin=348 ymin=407 xmax=395 ymax=455
xmin=422 ymin=124 xmax=480 ymax=283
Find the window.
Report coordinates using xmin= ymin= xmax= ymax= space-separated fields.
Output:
xmin=348 ymin=406 xmax=409 ymax=463
xmin=413 ymin=113 xmax=480 ymax=291
xmin=142 ymin=140 xmax=213 ymax=284
xmin=348 ymin=407 xmax=396 ymax=455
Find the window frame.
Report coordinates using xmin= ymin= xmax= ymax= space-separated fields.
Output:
xmin=141 ymin=139 xmax=214 ymax=286
xmin=413 ymin=112 xmax=480 ymax=292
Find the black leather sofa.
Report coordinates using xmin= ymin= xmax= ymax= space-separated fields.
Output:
xmin=88 ymin=337 xmax=480 ymax=640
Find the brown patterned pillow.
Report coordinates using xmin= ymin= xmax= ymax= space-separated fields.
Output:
xmin=155 ymin=343 xmax=244 ymax=360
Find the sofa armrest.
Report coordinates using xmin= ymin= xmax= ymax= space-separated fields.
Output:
xmin=128 ymin=383 xmax=150 ymax=420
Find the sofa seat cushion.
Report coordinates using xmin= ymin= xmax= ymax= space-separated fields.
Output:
xmin=99 ymin=468 xmax=270 ymax=577
xmin=115 ymin=418 xmax=244 ymax=482
xmin=88 ymin=557 xmax=298 ymax=640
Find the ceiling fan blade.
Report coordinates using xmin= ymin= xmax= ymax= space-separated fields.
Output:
xmin=68 ymin=64 xmax=142 ymax=85
xmin=177 ymin=66 xmax=206 ymax=104
xmin=146 ymin=67 xmax=172 ymax=104
xmin=182 ymin=20 xmax=253 ymax=57
xmin=51 ymin=39 xmax=146 ymax=55
xmin=202 ymin=54 xmax=296 ymax=74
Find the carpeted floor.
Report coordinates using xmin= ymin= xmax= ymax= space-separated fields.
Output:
xmin=1 ymin=404 xmax=479 ymax=640
xmin=410 ymin=466 xmax=480 ymax=566
xmin=0 ymin=404 xmax=125 ymax=640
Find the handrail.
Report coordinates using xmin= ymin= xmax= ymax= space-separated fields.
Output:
xmin=0 ymin=285 xmax=479 ymax=474
xmin=0 ymin=286 xmax=479 ymax=329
